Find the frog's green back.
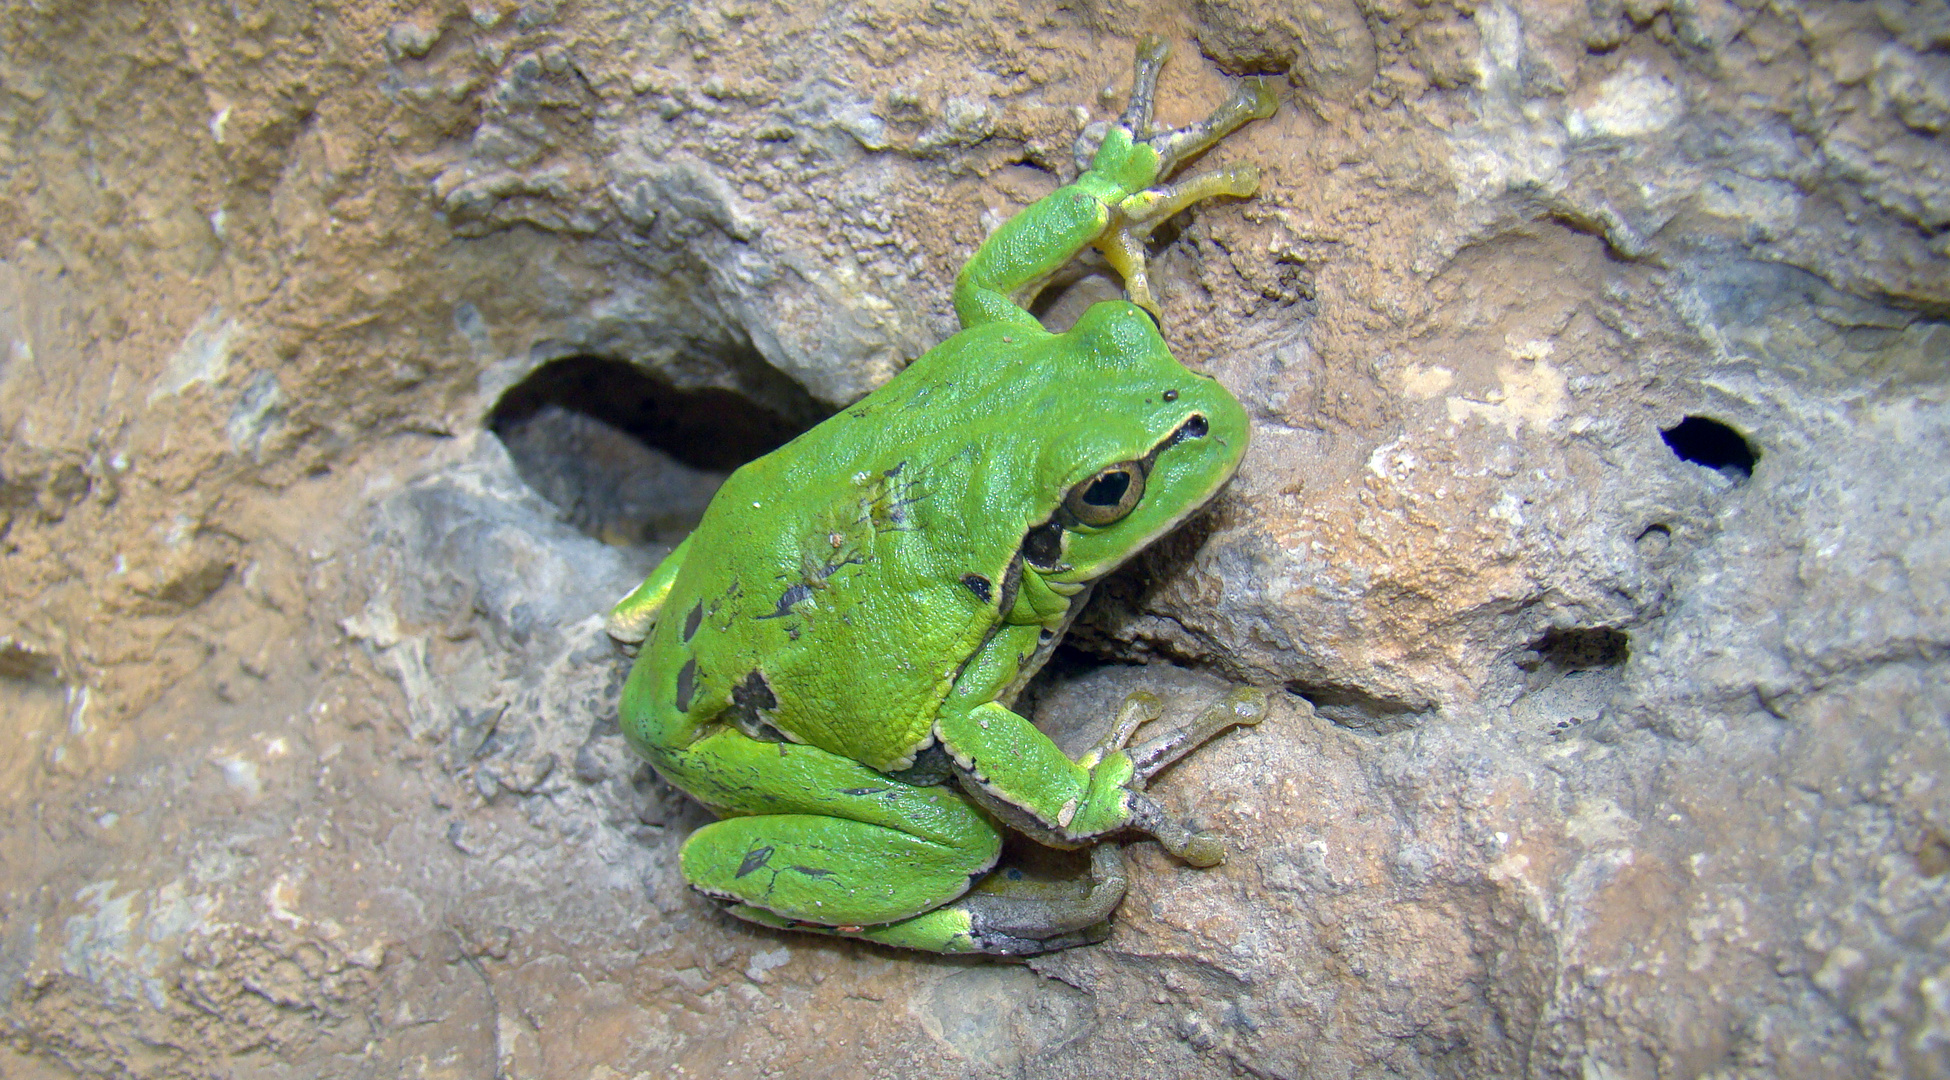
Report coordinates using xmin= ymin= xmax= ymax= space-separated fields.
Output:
xmin=626 ymin=301 xmax=1246 ymax=773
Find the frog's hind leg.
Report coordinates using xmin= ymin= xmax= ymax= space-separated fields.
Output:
xmin=726 ymin=842 xmax=1130 ymax=956
xmin=660 ymin=730 xmax=1004 ymax=931
xmin=682 ymin=813 xmax=996 ymax=928
xmin=848 ymin=688 xmax=1268 ymax=955
xmin=948 ymin=841 xmax=1130 ymax=953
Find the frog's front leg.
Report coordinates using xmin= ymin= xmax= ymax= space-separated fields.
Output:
xmin=605 ymin=533 xmax=693 ymax=645
xmin=952 ymin=35 xmax=1278 ymax=328
xmin=777 ymin=682 xmax=1267 ymax=955
xmin=935 ymin=624 xmax=1269 ymax=865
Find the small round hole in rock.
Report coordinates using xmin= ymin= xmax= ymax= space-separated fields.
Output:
xmin=489 ymin=355 xmax=814 ymax=547
xmin=1661 ymin=416 xmax=1758 ymax=479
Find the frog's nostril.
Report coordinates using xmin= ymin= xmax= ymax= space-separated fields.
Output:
xmin=1167 ymin=414 xmax=1208 ymax=446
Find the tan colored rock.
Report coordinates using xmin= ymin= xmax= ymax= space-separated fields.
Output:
xmin=3 ymin=1 xmax=1946 ymax=1077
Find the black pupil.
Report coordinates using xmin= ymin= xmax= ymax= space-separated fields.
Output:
xmin=1083 ymin=471 xmax=1131 ymax=506
xmin=1182 ymin=414 xmax=1208 ymax=439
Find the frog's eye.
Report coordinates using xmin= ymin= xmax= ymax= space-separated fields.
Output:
xmin=1063 ymin=461 xmax=1146 ymax=527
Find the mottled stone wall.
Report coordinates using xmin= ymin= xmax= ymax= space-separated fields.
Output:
xmin=2 ymin=1 xmax=1944 ymax=1077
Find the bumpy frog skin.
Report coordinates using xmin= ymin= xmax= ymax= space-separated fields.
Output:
xmin=607 ymin=37 xmax=1276 ymax=955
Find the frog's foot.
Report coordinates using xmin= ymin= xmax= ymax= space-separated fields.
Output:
xmin=726 ymin=843 xmax=1128 ymax=956
xmin=1100 ymin=165 xmax=1263 ymax=318
xmin=1097 ymin=36 xmax=1279 ymax=317
xmin=1100 ymin=686 xmax=1269 ymax=867
xmin=955 ymin=841 xmax=1130 ymax=950
xmin=1118 ymin=36 xmax=1281 ymax=179
xmin=1125 ymin=685 xmax=1270 ymax=785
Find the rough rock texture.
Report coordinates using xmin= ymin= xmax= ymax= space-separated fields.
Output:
xmin=2 ymin=0 xmax=1946 ymax=1077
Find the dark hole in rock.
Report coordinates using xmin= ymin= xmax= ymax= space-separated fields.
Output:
xmin=1661 ymin=415 xmax=1758 ymax=479
xmin=0 ymin=640 xmax=60 ymax=684
xmin=1511 ymin=627 xmax=1628 ymax=733
xmin=1013 ymin=643 xmax=1148 ymax=754
xmin=1284 ymin=681 xmax=1427 ymax=735
xmin=489 ymin=355 xmax=816 ymax=546
xmin=1029 ymin=262 xmax=1122 ymax=333
xmin=1521 ymin=627 xmax=1630 ymax=674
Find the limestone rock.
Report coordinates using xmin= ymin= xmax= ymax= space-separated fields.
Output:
xmin=1 ymin=1 xmax=1944 ymax=1077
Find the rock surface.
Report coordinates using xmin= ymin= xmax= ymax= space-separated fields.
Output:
xmin=2 ymin=0 xmax=1945 ymax=1077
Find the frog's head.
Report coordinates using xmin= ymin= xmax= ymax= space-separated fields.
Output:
xmin=1024 ymin=304 xmax=1250 ymax=587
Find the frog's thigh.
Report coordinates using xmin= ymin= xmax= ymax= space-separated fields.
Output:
xmin=682 ymin=814 xmax=998 ymax=927
xmin=663 ymin=731 xmax=1004 ymax=927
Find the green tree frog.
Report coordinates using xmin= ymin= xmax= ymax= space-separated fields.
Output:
xmin=607 ymin=37 xmax=1276 ymax=954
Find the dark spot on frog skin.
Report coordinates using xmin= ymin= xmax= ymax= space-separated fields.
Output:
xmin=737 ymin=669 xmax=779 ymax=711
xmin=1163 ymin=388 xmax=1178 ymax=402
xmin=1022 ymin=520 xmax=1064 ymax=570
xmin=961 ymin=573 xmax=993 ymax=603
xmin=995 ymin=555 xmax=1023 ymax=616
xmin=683 ymin=602 xmax=704 ymax=642
xmin=736 ymin=845 xmax=774 ymax=877
xmin=727 ymin=670 xmax=782 ymax=740
xmin=887 ymin=743 xmax=954 ymax=786
xmin=674 ymin=657 xmax=698 ymax=713
xmin=759 ymin=581 xmax=815 ymax=619
xmin=864 ymin=463 xmax=930 ymax=534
